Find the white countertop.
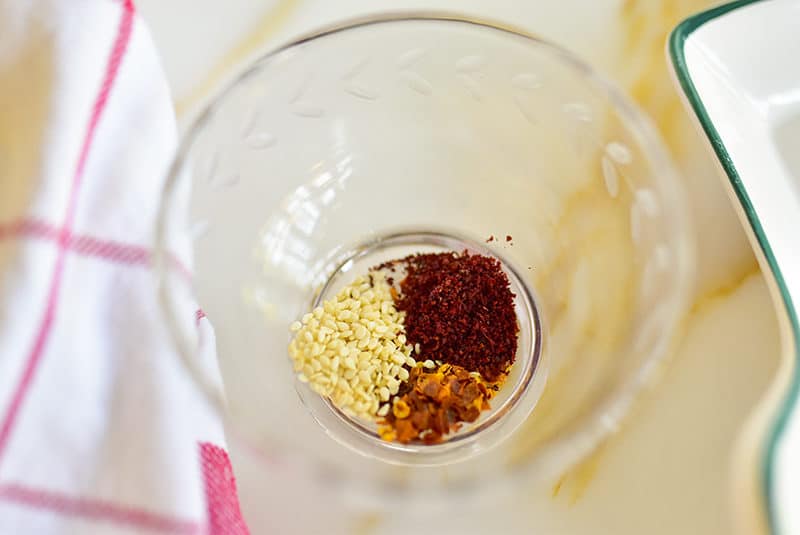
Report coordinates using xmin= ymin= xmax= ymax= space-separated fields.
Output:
xmin=136 ymin=1 xmax=780 ymax=533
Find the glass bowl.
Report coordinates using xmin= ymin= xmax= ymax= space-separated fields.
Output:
xmin=155 ymin=15 xmax=694 ymax=507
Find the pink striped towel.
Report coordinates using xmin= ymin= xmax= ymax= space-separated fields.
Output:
xmin=0 ymin=0 xmax=247 ymax=532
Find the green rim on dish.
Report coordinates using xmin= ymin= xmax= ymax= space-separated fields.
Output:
xmin=669 ymin=0 xmax=800 ymax=533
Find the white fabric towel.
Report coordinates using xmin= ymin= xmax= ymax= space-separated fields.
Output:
xmin=0 ymin=0 xmax=246 ymax=533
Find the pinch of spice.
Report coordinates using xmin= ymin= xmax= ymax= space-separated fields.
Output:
xmin=288 ymin=272 xmax=414 ymax=419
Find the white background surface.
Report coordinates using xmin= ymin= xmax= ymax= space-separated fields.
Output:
xmin=135 ymin=1 xmax=781 ymax=533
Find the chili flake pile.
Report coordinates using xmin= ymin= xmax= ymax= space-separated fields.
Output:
xmin=382 ymin=251 xmax=518 ymax=381
xmin=288 ymin=248 xmax=520 ymax=445
xmin=378 ymin=363 xmax=497 ymax=445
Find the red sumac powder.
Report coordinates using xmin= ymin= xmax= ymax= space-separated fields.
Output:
xmin=391 ymin=251 xmax=518 ymax=381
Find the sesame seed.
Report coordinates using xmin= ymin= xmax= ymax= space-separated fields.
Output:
xmin=287 ymin=275 xmax=415 ymax=419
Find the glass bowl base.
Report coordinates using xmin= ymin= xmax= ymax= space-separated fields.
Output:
xmin=294 ymin=230 xmax=544 ymax=466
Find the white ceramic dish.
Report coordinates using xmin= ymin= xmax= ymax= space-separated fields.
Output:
xmin=670 ymin=1 xmax=800 ymax=533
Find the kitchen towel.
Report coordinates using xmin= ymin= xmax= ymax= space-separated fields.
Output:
xmin=0 ymin=0 xmax=247 ymax=532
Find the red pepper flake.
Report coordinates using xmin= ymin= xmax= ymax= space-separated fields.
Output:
xmin=505 ymin=235 xmax=513 ymax=242
xmin=378 ymin=363 xmax=496 ymax=445
xmin=486 ymin=235 xmax=495 ymax=243
xmin=382 ymin=251 xmax=518 ymax=381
